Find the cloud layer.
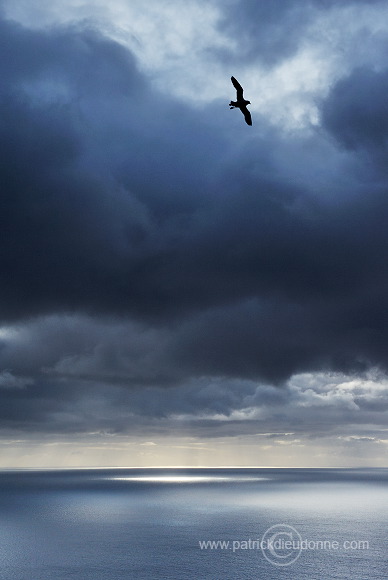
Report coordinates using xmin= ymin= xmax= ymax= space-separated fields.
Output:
xmin=1 ymin=1 xmax=388 ymax=465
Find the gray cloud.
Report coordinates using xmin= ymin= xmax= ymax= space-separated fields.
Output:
xmin=215 ymin=0 xmax=386 ymax=68
xmin=322 ymin=66 xmax=388 ymax=152
xmin=216 ymin=0 xmax=314 ymax=67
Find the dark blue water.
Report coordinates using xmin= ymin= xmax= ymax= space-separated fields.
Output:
xmin=0 ymin=468 xmax=386 ymax=579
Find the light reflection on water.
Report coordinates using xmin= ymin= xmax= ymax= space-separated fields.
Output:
xmin=109 ymin=475 xmax=270 ymax=483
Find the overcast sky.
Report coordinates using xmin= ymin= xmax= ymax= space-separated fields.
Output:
xmin=1 ymin=0 xmax=388 ymax=467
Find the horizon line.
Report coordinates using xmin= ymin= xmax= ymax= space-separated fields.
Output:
xmin=0 ymin=465 xmax=385 ymax=471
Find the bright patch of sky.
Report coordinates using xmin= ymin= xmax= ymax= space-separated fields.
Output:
xmin=4 ymin=0 xmax=388 ymax=129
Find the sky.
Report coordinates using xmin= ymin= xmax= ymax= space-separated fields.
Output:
xmin=1 ymin=0 xmax=388 ymax=467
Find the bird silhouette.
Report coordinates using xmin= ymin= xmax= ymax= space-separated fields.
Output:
xmin=229 ymin=76 xmax=252 ymax=126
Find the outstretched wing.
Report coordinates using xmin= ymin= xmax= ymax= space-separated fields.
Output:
xmin=241 ymin=105 xmax=252 ymax=126
xmin=231 ymin=76 xmax=244 ymax=100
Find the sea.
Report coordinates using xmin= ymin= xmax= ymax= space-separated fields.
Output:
xmin=0 ymin=467 xmax=386 ymax=579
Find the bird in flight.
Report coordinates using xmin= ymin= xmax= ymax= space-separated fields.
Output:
xmin=229 ymin=76 xmax=252 ymax=126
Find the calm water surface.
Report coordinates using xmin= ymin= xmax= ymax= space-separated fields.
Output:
xmin=0 ymin=468 xmax=386 ymax=579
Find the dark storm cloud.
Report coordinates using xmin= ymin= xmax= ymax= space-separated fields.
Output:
xmin=1 ymin=6 xmax=388 ymax=440
xmin=0 ymin=18 xmax=143 ymax=319
xmin=0 ymin=16 xmax=226 ymax=322
xmin=322 ymin=66 xmax=388 ymax=152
